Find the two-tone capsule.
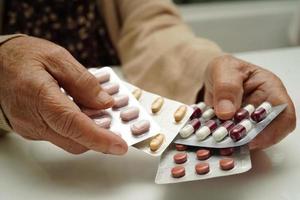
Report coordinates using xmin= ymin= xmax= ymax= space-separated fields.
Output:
xmin=229 ymin=119 xmax=253 ymax=142
xmin=251 ymin=102 xmax=272 ymax=123
xmin=202 ymin=107 xmax=215 ymax=121
xmin=234 ymin=104 xmax=255 ymax=123
xmin=195 ymin=120 xmax=217 ymax=140
xmin=190 ymin=102 xmax=207 ymax=119
xmin=212 ymin=120 xmax=235 ymax=142
xmin=179 ymin=118 xmax=201 ymax=138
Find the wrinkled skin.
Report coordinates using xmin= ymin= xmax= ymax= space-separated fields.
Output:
xmin=0 ymin=36 xmax=128 ymax=155
xmin=204 ymin=55 xmax=296 ymax=150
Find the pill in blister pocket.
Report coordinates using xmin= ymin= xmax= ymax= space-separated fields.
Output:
xmin=212 ymin=120 xmax=235 ymax=142
xmin=171 ymin=166 xmax=185 ymax=178
xmin=94 ymin=116 xmax=112 ymax=129
xmin=196 ymin=120 xmax=218 ymax=140
xmin=131 ymin=120 xmax=150 ymax=136
xmin=175 ymin=144 xmax=188 ymax=151
xmin=219 ymin=147 xmax=235 ymax=156
xmin=219 ymin=158 xmax=235 ymax=170
xmin=234 ymin=104 xmax=255 ymax=123
xmin=196 ymin=149 xmax=211 ymax=160
xmin=113 ymin=94 xmax=129 ymax=109
xmin=179 ymin=119 xmax=201 ymax=138
xmin=229 ymin=119 xmax=252 ymax=142
xmin=195 ymin=163 xmax=210 ymax=175
xmin=173 ymin=152 xmax=188 ymax=164
xmin=120 ymin=107 xmax=139 ymax=121
xmin=202 ymin=108 xmax=215 ymax=121
xmin=251 ymin=102 xmax=272 ymax=123
xmin=102 ymin=82 xmax=120 ymax=95
xmin=150 ymin=134 xmax=165 ymax=151
xmin=190 ymin=102 xmax=207 ymax=119
xmin=151 ymin=97 xmax=164 ymax=113
xmin=174 ymin=105 xmax=187 ymax=123
xmin=95 ymin=71 xmax=110 ymax=83
xmin=132 ymin=88 xmax=143 ymax=100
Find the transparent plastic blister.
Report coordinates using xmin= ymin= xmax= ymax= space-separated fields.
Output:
xmin=155 ymin=144 xmax=251 ymax=184
xmin=124 ymin=82 xmax=193 ymax=156
xmin=174 ymin=104 xmax=287 ymax=148
xmin=88 ymin=67 xmax=160 ymax=146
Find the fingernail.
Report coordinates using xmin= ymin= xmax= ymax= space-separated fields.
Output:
xmin=109 ymin=143 xmax=126 ymax=155
xmin=97 ymin=91 xmax=114 ymax=106
xmin=217 ymin=99 xmax=235 ymax=116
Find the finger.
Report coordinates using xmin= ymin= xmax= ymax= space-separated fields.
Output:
xmin=37 ymin=78 xmax=128 ymax=155
xmin=42 ymin=46 xmax=113 ymax=109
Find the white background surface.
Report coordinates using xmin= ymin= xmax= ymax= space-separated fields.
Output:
xmin=1 ymin=47 xmax=300 ymax=200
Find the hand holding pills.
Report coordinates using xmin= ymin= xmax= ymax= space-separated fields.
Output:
xmin=203 ymin=55 xmax=296 ymax=149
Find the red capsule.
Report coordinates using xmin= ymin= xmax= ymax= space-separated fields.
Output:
xmin=171 ymin=166 xmax=185 ymax=178
xmin=219 ymin=147 xmax=235 ymax=156
xmin=222 ymin=120 xmax=235 ymax=131
xmin=205 ymin=120 xmax=218 ymax=132
xmin=195 ymin=163 xmax=210 ymax=175
xmin=229 ymin=120 xmax=252 ymax=142
xmin=251 ymin=108 xmax=267 ymax=122
xmin=175 ymin=144 xmax=188 ymax=151
xmin=196 ymin=149 xmax=211 ymax=160
xmin=173 ymin=152 xmax=188 ymax=164
xmin=190 ymin=118 xmax=201 ymax=130
xmin=234 ymin=104 xmax=255 ymax=123
xmin=190 ymin=106 xmax=202 ymax=119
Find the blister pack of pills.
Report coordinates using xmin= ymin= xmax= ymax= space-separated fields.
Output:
xmin=124 ymin=82 xmax=194 ymax=156
xmin=174 ymin=102 xmax=287 ymax=148
xmin=87 ymin=67 xmax=160 ymax=146
xmin=155 ymin=144 xmax=251 ymax=184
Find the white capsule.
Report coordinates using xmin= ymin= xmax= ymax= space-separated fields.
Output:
xmin=244 ymin=104 xmax=255 ymax=114
xmin=258 ymin=102 xmax=272 ymax=114
xmin=202 ymin=108 xmax=215 ymax=121
xmin=196 ymin=102 xmax=207 ymax=111
xmin=179 ymin=124 xmax=194 ymax=138
xmin=195 ymin=126 xmax=211 ymax=140
xmin=240 ymin=119 xmax=253 ymax=132
xmin=212 ymin=127 xmax=228 ymax=142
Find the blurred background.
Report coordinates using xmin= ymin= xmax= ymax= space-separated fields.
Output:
xmin=173 ymin=0 xmax=300 ymax=53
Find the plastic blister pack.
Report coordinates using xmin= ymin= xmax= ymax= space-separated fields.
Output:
xmin=155 ymin=144 xmax=251 ymax=184
xmin=124 ymin=82 xmax=193 ymax=156
xmin=88 ymin=67 xmax=160 ymax=146
xmin=174 ymin=103 xmax=287 ymax=148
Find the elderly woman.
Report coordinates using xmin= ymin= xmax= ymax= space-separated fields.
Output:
xmin=0 ymin=0 xmax=296 ymax=155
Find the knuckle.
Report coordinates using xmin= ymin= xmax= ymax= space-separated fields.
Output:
xmin=43 ymin=45 xmax=69 ymax=61
xmin=75 ymin=70 xmax=98 ymax=90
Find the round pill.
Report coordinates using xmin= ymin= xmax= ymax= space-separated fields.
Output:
xmin=175 ymin=144 xmax=188 ymax=151
xmin=219 ymin=147 xmax=235 ymax=156
xmin=113 ymin=94 xmax=129 ymax=109
xmin=196 ymin=149 xmax=211 ymax=160
xmin=120 ymin=107 xmax=139 ymax=121
xmin=195 ymin=163 xmax=210 ymax=175
xmin=95 ymin=71 xmax=110 ymax=83
xmin=219 ymin=158 xmax=235 ymax=170
xmin=171 ymin=166 xmax=185 ymax=178
xmin=102 ymin=82 xmax=120 ymax=95
xmin=173 ymin=152 xmax=188 ymax=164
xmin=130 ymin=120 xmax=150 ymax=136
xmin=174 ymin=105 xmax=187 ymax=123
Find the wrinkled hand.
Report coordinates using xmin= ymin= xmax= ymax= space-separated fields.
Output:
xmin=0 ymin=36 xmax=128 ymax=155
xmin=204 ymin=55 xmax=296 ymax=150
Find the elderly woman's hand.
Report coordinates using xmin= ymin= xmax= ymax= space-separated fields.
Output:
xmin=204 ymin=55 xmax=296 ymax=150
xmin=0 ymin=36 xmax=128 ymax=155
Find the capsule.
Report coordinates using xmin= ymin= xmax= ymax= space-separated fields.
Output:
xmin=102 ymin=82 xmax=120 ymax=95
xmin=229 ymin=119 xmax=253 ymax=142
xmin=234 ymin=104 xmax=255 ymax=123
xmin=95 ymin=71 xmax=110 ymax=83
xmin=190 ymin=102 xmax=207 ymax=119
xmin=151 ymin=96 xmax=164 ymax=113
xmin=195 ymin=163 xmax=210 ymax=175
xmin=196 ymin=149 xmax=211 ymax=160
xmin=219 ymin=158 xmax=235 ymax=170
xmin=175 ymin=144 xmax=188 ymax=151
xmin=179 ymin=119 xmax=201 ymax=138
xmin=113 ymin=94 xmax=129 ymax=109
xmin=173 ymin=152 xmax=188 ymax=164
xmin=120 ymin=107 xmax=139 ymax=122
xmin=202 ymin=108 xmax=215 ymax=121
xmin=174 ymin=105 xmax=187 ymax=123
xmin=171 ymin=166 xmax=185 ymax=178
xmin=212 ymin=120 xmax=235 ymax=142
xmin=195 ymin=120 xmax=217 ymax=140
xmin=131 ymin=120 xmax=150 ymax=136
xmin=132 ymin=88 xmax=142 ymax=100
xmin=149 ymin=134 xmax=165 ymax=151
xmin=251 ymin=102 xmax=272 ymax=123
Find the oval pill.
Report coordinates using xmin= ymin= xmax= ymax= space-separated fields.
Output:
xmin=131 ymin=120 xmax=150 ymax=136
xmin=102 ymin=82 xmax=120 ymax=95
xmin=202 ymin=108 xmax=215 ymax=121
xmin=151 ymin=97 xmax=164 ymax=113
xmin=150 ymin=134 xmax=165 ymax=151
xmin=95 ymin=71 xmax=110 ymax=83
xmin=212 ymin=120 xmax=235 ymax=142
xmin=171 ymin=166 xmax=185 ymax=178
xmin=234 ymin=104 xmax=255 ymax=123
xmin=220 ymin=158 xmax=235 ymax=170
xmin=195 ymin=163 xmax=210 ymax=175
xmin=196 ymin=120 xmax=217 ymax=140
xmin=173 ymin=152 xmax=188 ymax=164
xmin=229 ymin=119 xmax=252 ymax=142
xmin=175 ymin=144 xmax=188 ymax=151
xmin=132 ymin=88 xmax=142 ymax=100
xmin=219 ymin=147 xmax=235 ymax=156
xmin=113 ymin=94 xmax=129 ymax=109
xmin=196 ymin=149 xmax=211 ymax=160
xmin=94 ymin=117 xmax=112 ymax=129
xmin=174 ymin=105 xmax=187 ymax=123
xmin=251 ymin=102 xmax=272 ymax=122
xmin=120 ymin=107 xmax=139 ymax=121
